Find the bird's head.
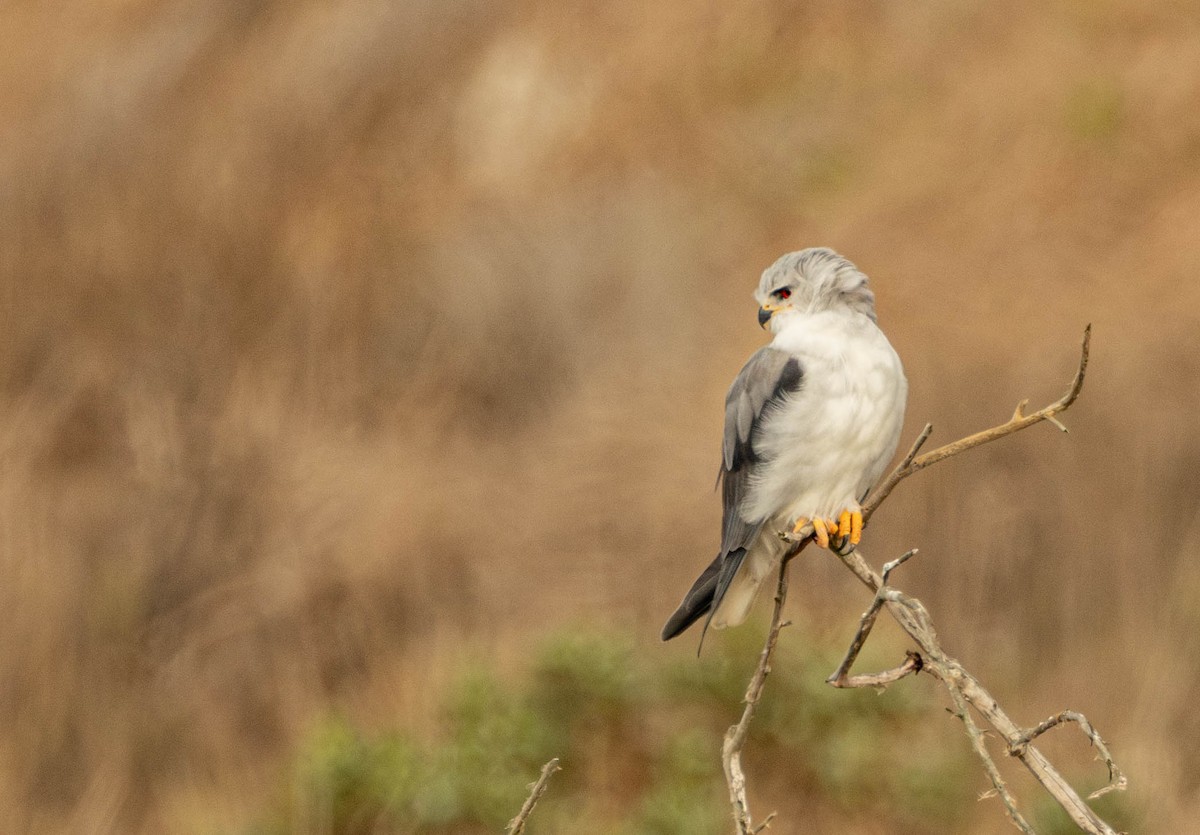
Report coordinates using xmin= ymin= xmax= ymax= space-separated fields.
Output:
xmin=753 ymin=248 xmax=877 ymax=333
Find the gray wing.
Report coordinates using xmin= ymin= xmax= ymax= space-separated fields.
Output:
xmin=661 ymin=346 xmax=803 ymax=642
xmin=719 ymin=346 xmax=804 ymax=555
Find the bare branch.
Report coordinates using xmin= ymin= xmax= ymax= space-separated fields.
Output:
xmin=752 ymin=812 xmax=777 ymax=833
xmin=862 ymin=324 xmax=1091 ymax=525
xmin=897 ymin=423 xmax=934 ymax=471
xmin=506 ymin=758 xmax=561 ymax=835
xmin=948 ymin=686 xmax=1037 ymax=834
xmin=833 ymin=546 xmax=1123 ymax=835
xmin=829 ymin=652 xmax=922 ymax=690
xmin=1011 ymin=711 xmax=1128 ymax=800
xmin=828 ymin=550 xmax=920 ymax=689
xmin=722 ymin=564 xmax=791 ymax=833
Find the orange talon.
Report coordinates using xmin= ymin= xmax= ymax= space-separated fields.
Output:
xmin=811 ymin=517 xmax=830 ymax=548
xmin=791 ymin=516 xmax=810 ymax=536
xmin=850 ymin=510 xmax=863 ymax=545
xmin=838 ymin=510 xmax=852 ymax=541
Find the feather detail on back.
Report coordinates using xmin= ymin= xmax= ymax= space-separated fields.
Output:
xmin=662 ymin=348 xmax=804 ymax=642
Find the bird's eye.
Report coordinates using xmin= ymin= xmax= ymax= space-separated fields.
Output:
xmin=774 ymin=287 xmax=792 ymax=300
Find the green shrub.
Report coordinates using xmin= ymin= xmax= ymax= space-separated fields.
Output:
xmin=258 ymin=623 xmax=975 ymax=834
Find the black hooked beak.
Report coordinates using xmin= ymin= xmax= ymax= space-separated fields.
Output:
xmin=757 ymin=306 xmax=774 ymax=328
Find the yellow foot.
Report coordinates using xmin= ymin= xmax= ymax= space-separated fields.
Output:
xmin=812 ymin=517 xmax=831 ymax=549
xmin=794 ymin=513 xmax=861 ymax=550
xmin=830 ymin=509 xmax=864 ymax=553
xmin=838 ymin=510 xmax=863 ymax=545
xmin=793 ymin=516 xmax=841 ymax=549
xmin=792 ymin=516 xmax=821 ymax=547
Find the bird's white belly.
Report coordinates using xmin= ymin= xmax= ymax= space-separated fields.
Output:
xmin=743 ymin=313 xmax=906 ymax=524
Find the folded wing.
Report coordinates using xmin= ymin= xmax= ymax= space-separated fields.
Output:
xmin=661 ymin=347 xmax=804 ymax=641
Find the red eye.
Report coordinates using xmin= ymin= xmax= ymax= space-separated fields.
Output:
xmin=775 ymin=287 xmax=791 ymax=300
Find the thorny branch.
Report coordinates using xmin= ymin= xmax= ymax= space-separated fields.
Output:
xmin=506 ymin=758 xmax=561 ymax=835
xmin=948 ymin=683 xmax=1036 ymax=834
xmin=1011 ymin=711 xmax=1128 ymax=800
xmin=723 ymin=326 xmax=1126 ymax=834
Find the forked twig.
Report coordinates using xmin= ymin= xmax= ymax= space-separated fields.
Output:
xmin=1011 ymin=711 xmax=1128 ymax=800
xmin=827 ymin=549 xmax=921 ymax=689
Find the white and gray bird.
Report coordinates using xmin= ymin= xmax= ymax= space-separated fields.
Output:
xmin=662 ymin=248 xmax=907 ymax=641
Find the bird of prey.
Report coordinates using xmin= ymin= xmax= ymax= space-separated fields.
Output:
xmin=662 ymin=248 xmax=907 ymax=641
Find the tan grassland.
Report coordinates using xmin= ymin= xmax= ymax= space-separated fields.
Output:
xmin=2 ymin=1 xmax=1199 ymax=831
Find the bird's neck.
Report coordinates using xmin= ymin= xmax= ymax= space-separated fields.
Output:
xmin=770 ymin=308 xmax=874 ymax=353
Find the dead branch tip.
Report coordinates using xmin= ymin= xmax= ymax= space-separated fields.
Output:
xmin=506 ymin=758 xmax=562 ymax=835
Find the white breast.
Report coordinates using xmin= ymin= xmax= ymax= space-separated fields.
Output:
xmin=742 ymin=310 xmax=907 ymax=524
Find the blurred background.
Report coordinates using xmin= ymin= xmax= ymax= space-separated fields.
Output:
xmin=2 ymin=0 xmax=1198 ymax=832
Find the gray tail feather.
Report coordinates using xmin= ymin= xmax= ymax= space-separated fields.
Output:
xmin=660 ymin=548 xmax=747 ymax=646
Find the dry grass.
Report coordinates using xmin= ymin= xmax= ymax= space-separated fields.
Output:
xmin=2 ymin=0 xmax=1199 ymax=831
